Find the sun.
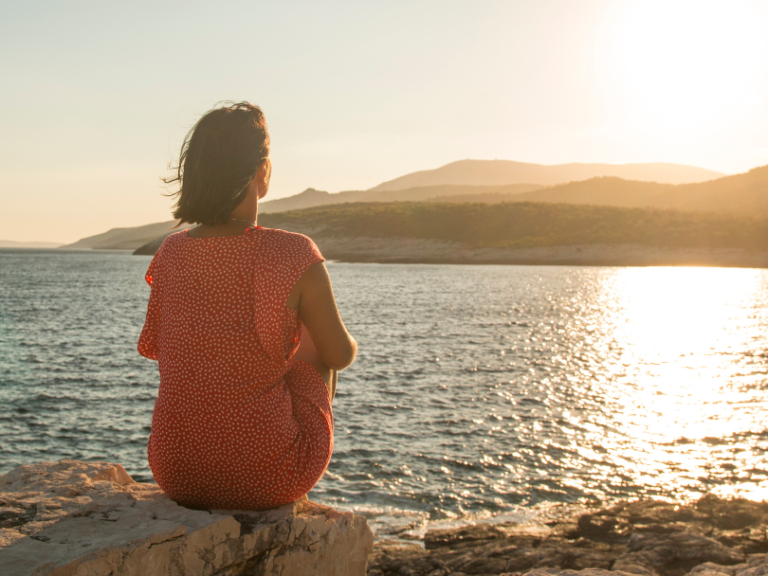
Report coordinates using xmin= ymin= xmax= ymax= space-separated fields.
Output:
xmin=600 ymin=0 xmax=767 ymax=134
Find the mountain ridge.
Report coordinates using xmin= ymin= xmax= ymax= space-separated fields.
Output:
xmin=62 ymin=160 xmax=762 ymax=251
xmin=506 ymin=164 xmax=768 ymax=214
xmin=61 ymin=220 xmax=178 ymax=250
xmin=368 ymin=159 xmax=725 ymax=191
xmin=259 ymin=183 xmax=543 ymax=213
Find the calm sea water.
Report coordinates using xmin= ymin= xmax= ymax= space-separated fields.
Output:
xmin=1 ymin=249 xmax=767 ymax=535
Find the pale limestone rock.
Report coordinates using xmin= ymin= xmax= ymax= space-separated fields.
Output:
xmin=684 ymin=557 xmax=768 ymax=576
xmin=730 ymin=555 xmax=768 ymax=576
xmin=524 ymin=569 xmax=641 ymax=576
xmin=688 ymin=563 xmax=738 ymax=576
xmin=0 ymin=460 xmax=373 ymax=576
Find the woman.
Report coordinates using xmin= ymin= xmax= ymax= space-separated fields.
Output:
xmin=138 ymin=102 xmax=357 ymax=510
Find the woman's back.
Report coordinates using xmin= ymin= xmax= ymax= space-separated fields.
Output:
xmin=139 ymin=226 xmax=334 ymax=510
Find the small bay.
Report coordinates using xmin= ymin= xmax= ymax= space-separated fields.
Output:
xmin=1 ymin=248 xmax=767 ymax=532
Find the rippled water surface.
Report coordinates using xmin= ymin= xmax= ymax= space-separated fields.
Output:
xmin=2 ymin=249 xmax=767 ymax=531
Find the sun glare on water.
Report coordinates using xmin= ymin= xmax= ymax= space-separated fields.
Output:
xmin=602 ymin=267 xmax=768 ymax=500
xmin=602 ymin=0 xmax=768 ymax=133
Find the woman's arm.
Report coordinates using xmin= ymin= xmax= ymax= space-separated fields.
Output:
xmin=288 ymin=261 xmax=357 ymax=371
xmin=293 ymin=323 xmax=338 ymax=400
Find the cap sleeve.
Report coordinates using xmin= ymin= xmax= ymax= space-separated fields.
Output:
xmin=137 ymin=246 xmax=165 ymax=360
xmin=253 ymin=232 xmax=324 ymax=365
xmin=145 ymin=251 xmax=160 ymax=286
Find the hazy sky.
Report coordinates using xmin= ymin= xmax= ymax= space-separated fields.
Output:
xmin=2 ymin=0 xmax=768 ymax=243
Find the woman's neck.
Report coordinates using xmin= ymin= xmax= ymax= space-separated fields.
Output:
xmin=185 ymin=177 xmax=262 ymax=238
xmin=186 ymin=206 xmax=259 ymax=239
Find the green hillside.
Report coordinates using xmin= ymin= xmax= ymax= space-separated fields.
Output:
xmin=261 ymin=201 xmax=768 ymax=251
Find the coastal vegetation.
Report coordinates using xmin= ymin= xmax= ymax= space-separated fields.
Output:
xmin=262 ymin=201 xmax=768 ymax=251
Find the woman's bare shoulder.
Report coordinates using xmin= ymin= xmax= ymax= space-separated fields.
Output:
xmin=256 ymin=228 xmax=323 ymax=260
xmin=258 ymin=227 xmax=316 ymax=245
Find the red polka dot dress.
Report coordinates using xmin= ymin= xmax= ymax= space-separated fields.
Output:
xmin=138 ymin=227 xmax=333 ymax=510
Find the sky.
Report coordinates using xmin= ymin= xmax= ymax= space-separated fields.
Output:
xmin=2 ymin=0 xmax=768 ymax=244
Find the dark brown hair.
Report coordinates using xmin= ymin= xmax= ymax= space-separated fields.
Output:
xmin=166 ymin=101 xmax=270 ymax=225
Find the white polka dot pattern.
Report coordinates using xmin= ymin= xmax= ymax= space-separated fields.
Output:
xmin=137 ymin=226 xmax=332 ymax=510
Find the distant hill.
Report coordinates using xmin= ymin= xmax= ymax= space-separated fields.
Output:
xmin=260 ymin=188 xmax=342 ymax=213
xmin=132 ymin=200 xmax=768 ymax=266
xmin=658 ymin=164 xmax=768 ymax=215
xmin=260 ymin=183 xmax=543 ymax=213
xmin=259 ymin=201 xmax=768 ymax=251
xmin=507 ymin=177 xmax=673 ymax=207
xmin=369 ymin=159 xmax=724 ymax=191
xmin=260 ymin=159 xmax=723 ymax=213
xmin=129 ymin=183 xmax=544 ymax=254
xmin=496 ymin=164 xmax=768 ymax=217
xmin=263 ymin=164 xmax=765 ymax=218
xmin=61 ymin=220 xmax=178 ymax=250
xmin=70 ymin=162 xmax=766 ymax=253
xmin=263 ymin=201 xmax=768 ymax=266
xmin=0 ymin=240 xmax=63 ymax=248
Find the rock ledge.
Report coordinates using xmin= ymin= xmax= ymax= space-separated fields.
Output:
xmin=0 ymin=460 xmax=373 ymax=576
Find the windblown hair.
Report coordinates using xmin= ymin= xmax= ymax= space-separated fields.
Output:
xmin=166 ymin=102 xmax=270 ymax=226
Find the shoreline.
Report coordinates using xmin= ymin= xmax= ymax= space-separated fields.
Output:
xmin=312 ymin=237 xmax=768 ymax=269
xmin=361 ymin=499 xmax=600 ymax=547
xmin=131 ymin=232 xmax=768 ymax=268
xmin=7 ymin=460 xmax=768 ymax=576
xmin=369 ymin=493 xmax=768 ymax=576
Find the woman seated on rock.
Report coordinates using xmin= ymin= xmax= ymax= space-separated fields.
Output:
xmin=138 ymin=102 xmax=357 ymax=510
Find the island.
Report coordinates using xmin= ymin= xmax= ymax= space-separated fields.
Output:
xmin=132 ymin=201 xmax=768 ymax=268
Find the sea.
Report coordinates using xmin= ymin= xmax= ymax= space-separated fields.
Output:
xmin=1 ymin=248 xmax=768 ymax=537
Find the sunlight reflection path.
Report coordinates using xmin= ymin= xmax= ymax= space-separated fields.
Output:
xmin=598 ymin=268 xmax=768 ymax=500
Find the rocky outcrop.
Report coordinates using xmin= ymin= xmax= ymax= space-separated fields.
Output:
xmin=368 ymin=496 xmax=768 ymax=576
xmin=0 ymin=460 xmax=373 ymax=576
